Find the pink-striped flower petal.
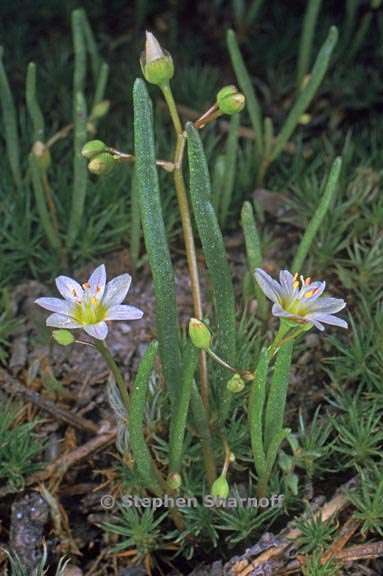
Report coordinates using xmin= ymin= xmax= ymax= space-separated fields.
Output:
xmin=87 ymin=264 xmax=106 ymax=300
xmin=55 ymin=276 xmax=84 ymax=302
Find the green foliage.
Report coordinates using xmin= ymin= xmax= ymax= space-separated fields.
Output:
xmin=301 ymin=551 xmax=340 ymax=576
xmin=103 ymin=506 xmax=170 ymax=558
xmin=331 ymin=396 xmax=383 ymax=470
xmin=295 ymin=513 xmax=337 ymax=554
xmin=3 ymin=546 xmax=69 ymax=576
xmin=347 ymin=466 xmax=383 ymax=536
xmin=0 ymin=401 xmax=44 ymax=491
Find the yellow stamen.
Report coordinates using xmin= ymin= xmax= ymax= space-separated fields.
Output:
xmin=292 ymin=272 xmax=300 ymax=289
xmin=304 ymin=288 xmax=319 ymax=299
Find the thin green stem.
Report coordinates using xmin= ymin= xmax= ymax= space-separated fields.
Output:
xmin=161 ymin=81 xmax=209 ymax=411
xmin=94 ymin=340 xmax=130 ymax=411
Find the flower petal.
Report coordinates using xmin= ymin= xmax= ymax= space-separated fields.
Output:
xmin=56 ymin=276 xmax=84 ymax=301
xmin=279 ymin=270 xmax=295 ymax=296
xmin=103 ymin=274 xmax=132 ymax=307
xmin=46 ymin=313 xmax=82 ymax=329
xmin=35 ymin=297 xmax=73 ymax=315
xmin=310 ymin=297 xmax=346 ymax=314
xmin=87 ymin=264 xmax=107 ymax=300
xmin=307 ymin=312 xmax=348 ymax=329
xmin=84 ymin=321 xmax=108 ymax=340
xmin=255 ymin=269 xmax=281 ymax=303
xmin=106 ymin=304 xmax=144 ymax=321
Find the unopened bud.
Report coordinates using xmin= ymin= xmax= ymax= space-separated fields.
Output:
xmin=90 ymin=100 xmax=110 ymax=120
xmin=140 ymin=31 xmax=174 ymax=86
xmin=81 ymin=140 xmax=108 ymax=160
xmin=52 ymin=329 xmax=75 ymax=346
xmin=88 ymin=152 xmax=116 ymax=175
xmin=211 ymin=475 xmax=230 ymax=498
xmin=227 ymin=373 xmax=245 ymax=393
xmin=167 ymin=473 xmax=182 ymax=490
xmin=217 ymin=85 xmax=245 ymax=115
xmin=32 ymin=141 xmax=51 ymax=170
xmin=189 ymin=318 xmax=212 ymax=350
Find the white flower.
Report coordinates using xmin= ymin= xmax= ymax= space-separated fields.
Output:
xmin=255 ymin=268 xmax=348 ymax=331
xmin=35 ymin=264 xmax=143 ymax=340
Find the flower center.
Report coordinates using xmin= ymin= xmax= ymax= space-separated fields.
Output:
xmin=72 ymin=296 xmax=107 ymax=325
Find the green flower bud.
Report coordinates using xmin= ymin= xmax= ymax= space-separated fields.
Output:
xmin=167 ymin=473 xmax=182 ymax=490
xmin=211 ymin=475 xmax=230 ymax=498
xmin=140 ymin=31 xmax=174 ymax=86
xmin=188 ymin=318 xmax=212 ymax=350
xmin=216 ymin=85 xmax=245 ymax=115
xmin=81 ymin=140 xmax=108 ymax=160
xmin=90 ymin=100 xmax=110 ymax=120
xmin=226 ymin=373 xmax=245 ymax=393
xmin=32 ymin=141 xmax=51 ymax=171
xmin=52 ymin=329 xmax=75 ymax=346
xmin=88 ymin=152 xmax=116 ymax=176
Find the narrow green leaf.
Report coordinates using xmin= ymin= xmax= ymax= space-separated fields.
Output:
xmin=186 ymin=124 xmax=236 ymax=378
xmin=296 ymin=0 xmax=323 ymax=88
xmin=169 ymin=341 xmax=199 ymax=474
xmin=133 ymin=78 xmax=182 ymax=401
xmin=226 ymin=29 xmax=263 ymax=158
xmin=78 ymin=8 xmax=102 ymax=85
xmin=249 ymin=348 xmax=269 ymax=478
xmin=93 ymin=61 xmax=109 ymax=108
xmin=220 ymin=113 xmax=240 ymax=228
xmin=266 ymin=428 xmax=290 ymax=477
xmin=29 ymin=154 xmax=61 ymax=252
xmin=26 ymin=63 xmax=45 ymax=142
xmin=271 ymin=26 xmax=338 ymax=163
xmin=67 ymin=91 xmax=88 ymax=248
xmin=72 ymin=9 xmax=87 ymax=95
xmin=241 ymin=201 xmax=267 ymax=319
xmin=292 ymin=156 xmax=342 ymax=273
xmin=190 ymin=383 xmax=217 ymax=485
xmin=264 ymin=342 xmax=293 ymax=452
xmin=129 ymin=341 xmax=163 ymax=494
xmin=0 ymin=47 xmax=21 ymax=188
